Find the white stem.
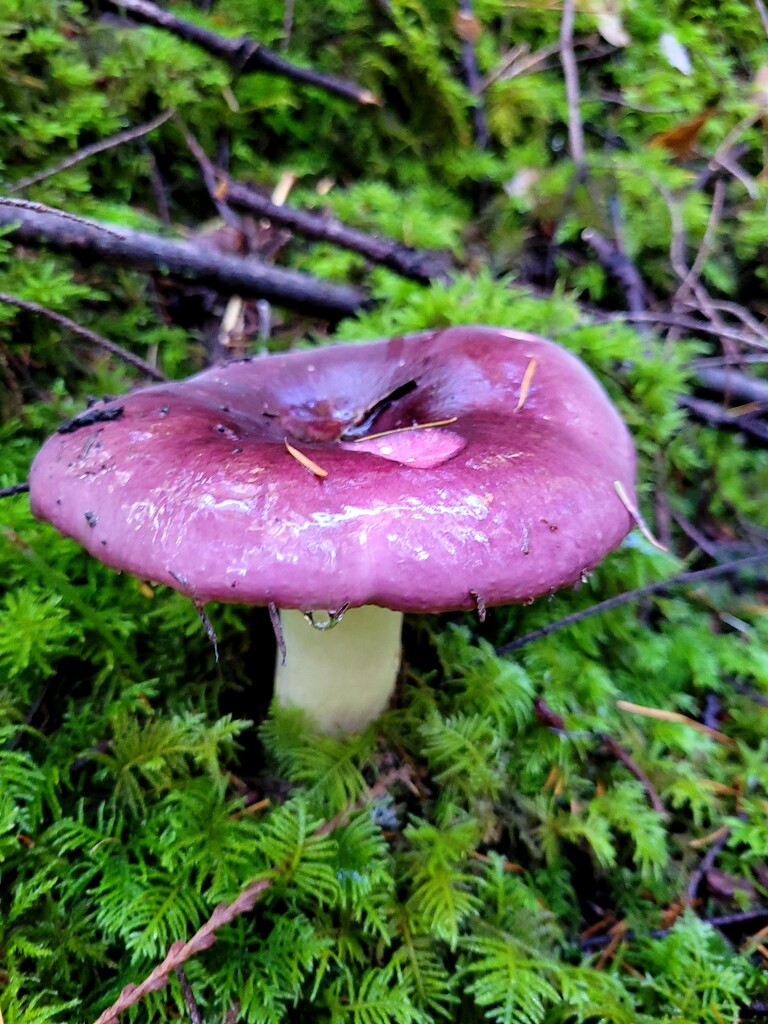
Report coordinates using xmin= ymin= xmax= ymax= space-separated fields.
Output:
xmin=274 ymin=605 xmax=404 ymax=733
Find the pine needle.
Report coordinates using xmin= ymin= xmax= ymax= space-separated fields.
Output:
xmin=348 ymin=416 xmax=458 ymax=443
xmin=514 ymin=358 xmax=537 ymax=412
xmin=616 ymin=699 xmax=734 ymax=745
xmin=284 ymin=439 xmax=329 ymax=478
xmin=614 ymin=480 xmax=668 ymax=551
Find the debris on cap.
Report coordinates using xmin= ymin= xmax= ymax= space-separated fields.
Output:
xmin=28 ymin=325 xmax=637 ymax=613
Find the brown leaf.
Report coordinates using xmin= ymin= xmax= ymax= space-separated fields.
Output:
xmin=649 ymin=109 xmax=717 ymax=159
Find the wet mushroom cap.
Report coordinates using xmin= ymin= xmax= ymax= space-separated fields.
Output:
xmin=29 ymin=326 xmax=636 ymax=611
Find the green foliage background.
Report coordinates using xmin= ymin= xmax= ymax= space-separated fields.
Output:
xmin=1 ymin=0 xmax=768 ymax=1021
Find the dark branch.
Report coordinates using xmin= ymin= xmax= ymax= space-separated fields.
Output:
xmin=456 ymin=1 xmax=490 ymax=149
xmin=560 ymin=0 xmax=585 ymax=168
xmin=685 ymin=815 xmax=747 ymax=906
xmin=497 ymin=552 xmax=768 ymax=655
xmin=580 ymin=908 xmax=768 ymax=951
xmin=181 ymin=131 xmax=454 ymax=284
xmin=174 ymin=966 xmax=202 ymax=1024
xmin=0 ymin=482 xmax=29 ymax=499
xmin=680 ymin=395 xmax=768 ymax=445
xmin=0 ymin=202 xmax=368 ymax=320
xmin=599 ymin=734 xmax=666 ymax=815
xmin=695 ymin=365 xmax=768 ymax=406
xmin=0 ymin=292 xmax=166 ymax=380
xmin=582 ymin=227 xmax=647 ymax=317
xmin=104 ymin=0 xmax=379 ymax=106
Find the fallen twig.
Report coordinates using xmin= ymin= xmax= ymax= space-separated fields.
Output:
xmin=140 ymin=140 xmax=172 ymax=225
xmin=455 ymin=0 xmax=489 ymax=148
xmin=613 ymin=480 xmax=667 ymax=551
xmin=694 ymin=365 xmax=768 ymax=406
xmin=0 ymin=482 xmax=30 ymax=499
xmin=708 ymin=111 xmax=762 ymax=198
xmin=181 ymin=132 xmax=453 ymax=284
xmin=559 ymin=0 xmax=585 ymax=168
xmin=580 ymin=908 xmax=768 ymax=951
xmin=534 ymin=698 xmax=665 ymax=813
xmin=8 ymin=110 xmax=174 ymax=193
xmin=90 ymin=768 xmax=411 ymax=1024
xmin=0 ymin=292 xmax=166 ymax=381
xmin=174 ymin=966 xmax=202 ymax=1024
xmin=599 ymin=734 xmax=666 ymax=815
xmin=496 ymin=551 xmax=768 ymax=655
xmin=0 ymin=201 xmax=368 ymax=319
xmin=612 ymin=310 xmax=768 ymax=353
xmin=104 ymin=0 xmax=379 ymax=106
xmin=0 ymin=198 xmax=126 ymax=240
xmin=582 ymin=227 xmax=647 ymax=316
xmin=686 ymin=814 xmax=748 ymax=905
xmin=91 ymin=877 xmax=274 ymax=1024
xmin=673 ymin=179 xmax=725 ymax=303
xmin=679 ymin=395 xmax=768 ymax=444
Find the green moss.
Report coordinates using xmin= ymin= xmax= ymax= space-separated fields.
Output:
xmin=1 ymin=0 xmax=768 ymax=1021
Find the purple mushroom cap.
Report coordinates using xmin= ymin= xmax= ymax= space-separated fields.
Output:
xmin=29 ymin=326 xmax=636 ymax=612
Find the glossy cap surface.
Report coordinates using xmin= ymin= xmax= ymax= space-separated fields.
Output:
xmin=29 ymin=326 xmax=636 ymax=611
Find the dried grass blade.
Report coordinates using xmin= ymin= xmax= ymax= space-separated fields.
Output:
xmin=285 ymin=439 xmax=329 ymax=478
xmin=514 ymin=358 xmax=538 ymax=412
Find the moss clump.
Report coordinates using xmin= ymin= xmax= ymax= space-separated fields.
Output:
xmin=2 ymin=1 xmax=768 ymax=1022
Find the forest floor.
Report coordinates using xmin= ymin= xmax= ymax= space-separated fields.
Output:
xmin=2 ymin=1 xmax=768 ymax=1022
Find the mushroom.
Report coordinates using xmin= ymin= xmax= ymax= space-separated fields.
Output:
xmin=28 ymin=325 xmax=636 ymax=732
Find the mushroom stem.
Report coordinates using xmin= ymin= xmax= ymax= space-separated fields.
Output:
xmin=274 ymin=606 xmax=404 ymax=733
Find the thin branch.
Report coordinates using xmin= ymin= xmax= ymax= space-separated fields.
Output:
xmin=104 ymin=0 xmax=379 ymax=106
xmin=496 ymin=551 xmax=768 ymax=655
xmin=534 ymin=699 xmax=664 ymax=813
xmin=140 ymin=140 xmax=172 ymax=225
xmin=456 ymin=0 xmax=489 ymax=148
xmin=0 ymin=482 xmax=30 ymax=499
xmin=180 ymin=130 xmax=453 ymax=284
xmin=268 ymin=602 xmax=287 ymax=667
xmin=0 ymin=198 xmax=126 ymax=239
xmin=0 ymin=202 xmax=368 ymax=320
xmin=680 ymin=394 xmax=768 ymax=444
xmin=90 ymin=769 xmax=411 ymax=1024
xmin=674 ymin=179 xmax=725 ymax=301
xmin=708 ymin=110 xmax=762 ymax=197
xmin=478 ymin=37 xmax=614 ymax=93
xmin=282 ymin=0 xmax=295 ymax=49
xmin=8 ymin=110 xmax=174 ymax=193
xmin=582 ymin=227 xmax=646 ymax=316
xmin=91 ymin=877 xmax=274 ymax=1024
xmin=686 ymin=295 xmax=768 ymax=346
xmin=685 ymin=815 xmax=747 ymax=905
xmin=174 ymin=966 xmax=202 ymax=1024
xmin=177 ymin=121 xmax=258 ymax=231
xmin=694 ymin=366 xmax=768 ymax=406
xmin=580 ymin=908 xmax=768 ymax=950
xmin=559 ymin=0 xmax=585 ymax=168
xmin=756 ymin=0 xmax=768 ymax=34
xmin=599 ymin=734 xmax=666 ymax=815
xmin=616 ymin=700 xmax=734 ymax=745
xmin=671 ymin=510 xmax=723 ymax=561
xmin=0 ymin=292 xmax=166 ymax=380
xmin=477 ymin=42 xmax=529 ymax=92
xmin=606 ymin=310 xmax=768 ymax=354
xmin=692 ymin=354 xmax=768 ymax=366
